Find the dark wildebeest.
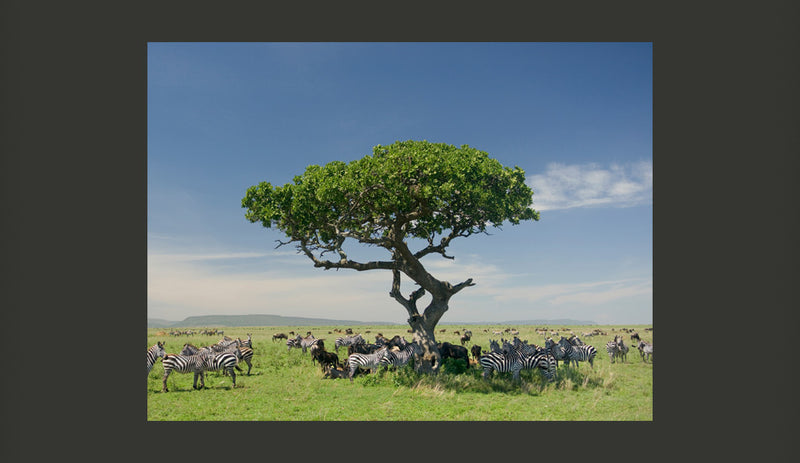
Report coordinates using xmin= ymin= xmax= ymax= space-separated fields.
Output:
xmin=311 ymin=340 xmax=342 ymax=371
xmin=272 ymin=333 xmax=288 ymax=342
xmin=470 ymin=344 xmax=482 ymax=362
xmin=438 ymin=342 xmax=470 ymax=368
xmin=460 ymin=331 xmax=472 ymax=346
xmin=630 ymin=332 xmax=641 ymax=342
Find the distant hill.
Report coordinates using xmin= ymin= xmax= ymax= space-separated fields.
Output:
xmin=148 ymin=314 xmax=597 ymax=328
xmin=147 ymin=314 xmax=398 ymax=328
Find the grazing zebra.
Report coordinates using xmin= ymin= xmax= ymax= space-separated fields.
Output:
xmin=637 ymin=340 xmax=654 ymax=362
xmin=161 ymin=349 xmax=239 ymax=392
xmin=147 ymin=341 xmax=166 ymax=378
xmin=557 ymin=336 xmax=597 ymax=368
xmin=287 ymin=336 xmax=301 ymax=352
xmin=335 ymin=334 xmax=365 ymax=353
xmin=379 ymin=342 xmax=420 ymax=370
xmin=347 ymin=347 xmax=388 ymax=382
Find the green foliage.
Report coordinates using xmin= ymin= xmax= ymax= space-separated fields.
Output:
xmin=242 ymin=140 xmax=539 ymax=249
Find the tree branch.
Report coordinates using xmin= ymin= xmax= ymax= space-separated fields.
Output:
xmin=298 ymin=240 xmax=395 ymax=271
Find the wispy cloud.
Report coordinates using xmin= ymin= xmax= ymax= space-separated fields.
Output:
xmin=489 ymin=278 xmax=652 ymax=306
xmin=527 ymin=161 xmax=652 ymax=211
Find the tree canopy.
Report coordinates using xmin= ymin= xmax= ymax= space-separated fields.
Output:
xmin=243 ymin=140 xmax=537 ymax=277
xmin=242 ymin=140 xmax=539 ymax=369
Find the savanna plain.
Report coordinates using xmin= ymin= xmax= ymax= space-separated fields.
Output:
xmin=147 ymin=324 xmax=653 ymax=421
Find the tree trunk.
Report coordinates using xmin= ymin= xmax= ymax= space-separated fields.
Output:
xmin=410 ymin=320 xmax=440 ymax=374
xmin=408 ymin=296 xmax=450 ymax=373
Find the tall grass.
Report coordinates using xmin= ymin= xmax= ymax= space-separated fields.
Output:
xmin=147 ymin=324 xmax=652 ymax=421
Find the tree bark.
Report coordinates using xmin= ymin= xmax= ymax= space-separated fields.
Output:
xmin=408 ymin=312 xmax=440 ymax=373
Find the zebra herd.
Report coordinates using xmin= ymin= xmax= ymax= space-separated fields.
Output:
xmin=148 ymin=328 xmax=654 ymax=392
xmin=147 ymin=334 xmax=255 ymax=392
xmin=606 ymin=336 xmax=654 ymax=363
xmin=289 ymin=331 xmax=621 ymax=384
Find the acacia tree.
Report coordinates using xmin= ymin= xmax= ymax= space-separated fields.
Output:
xmin=242 ymin=140 xmax=539 ymax=372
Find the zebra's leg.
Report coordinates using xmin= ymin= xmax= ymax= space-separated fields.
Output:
xmin=349 ymin=365 xmax=356 ymax=383
xmin=162 ymin=370 xmax=171 ymax=392
xmin=246 ymin=359 xmax=252 ymax=375
xmin=229 ymin=368 xmax=236 ymax=388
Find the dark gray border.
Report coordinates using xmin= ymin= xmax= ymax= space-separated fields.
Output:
xmin=3 ymin=0 xmax=797 ymax=460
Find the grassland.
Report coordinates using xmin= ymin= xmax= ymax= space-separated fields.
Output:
xmin=146 ymin=324 xmax=653 ymax=421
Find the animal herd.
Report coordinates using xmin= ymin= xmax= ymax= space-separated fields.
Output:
xmin=148 ymin=327 xmax=652 ymax=392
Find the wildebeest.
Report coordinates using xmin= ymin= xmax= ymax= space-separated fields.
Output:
xmin=310 ymin=340 xmax=342 ymax=371
xmin=630 ymin=332 xmax=641 ymax=342
xmin=470 ymin=344 xmax=482 ymax=362
xmin=322 ymin=364 xmax=351 ymax=379
xmin=437 ymin=342 xmax=470 ymax=368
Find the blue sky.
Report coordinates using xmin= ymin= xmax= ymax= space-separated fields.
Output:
xmin=148 ymin=42 xmax=652 ymax=325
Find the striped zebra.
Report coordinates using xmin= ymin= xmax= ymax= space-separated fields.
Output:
xmin=606 ymin=337 xmax=620 ymax=363
xmin=567 ymin=335 xmax=585 ymax=346
xmin=183 ymin=342 xmax=255 ymax=376
xmin=238 ymin=334 xmax=253 ymax=349
xmin=616 ymin=338 xmax=630 ymax=363
xmin=161 ymin=349 xmax=239 ymax=392
xmin=147 ymin=341 xmax=166 ymax=378
xmin=347 ymin=346 xmax=388 ymax=382
xmin=479 ymin=341 xmax=527 ymax=381
xmin=297 ymin=334 xmax=317 ymax=354
xmin=637 ymin=340 xmax=653 ymax=362
xmin=544 ymin=337 xmax=568 ymax=368
xmin=335 ymin=334 xmax=365 ymax=353
xmin=286 ymin=336 xmax=301 ymax=352
xmin=379 ymin=342 xmax=420 ymax=370
xmin=510 ymin=338 xmax=558 ymax=381
xmin=557 ymin=336 xmax=597 ymax=368
xmin=488 ymin=339 xmax=501 ymax=354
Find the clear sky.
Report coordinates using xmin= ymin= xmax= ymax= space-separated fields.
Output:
xmin=147 ymin=42 xmax=652 ymax=325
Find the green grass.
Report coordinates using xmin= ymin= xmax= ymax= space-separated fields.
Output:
xmin=147 ymin=324 xmax=652 ymax=421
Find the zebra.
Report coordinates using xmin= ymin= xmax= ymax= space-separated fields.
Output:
xmin=508 ymin=338 xmax=557 ymax=381
xmin=161 ymin=349 xmax=239 ymax=392
xmin=287 ymin=336 xmax=301 ymax=352
xmin=182 ymin=342 xmax=254 ymax=376
xmin=296 ymin=334 xmax=316 ymax=354
xmin=488 ymin=339 xmax=501 ymax=354
xmin=347 ymin=346 xmax=388 ymax=382
xmin=616 ymin=338 xmax=630 ymax=363
xmin=544 ymin=337 xmax=568 ymax=368
xmin=557 ymin=336 xmax=597 ymax=368
xmin=567 ymin=335 xmax=585 ymax=346
xmin=147 ymin=341 xmax=166 ymax=378
xmin=637 ymin=340 xmax=653 ymax=362
xmin=379 ymin=342 xmax=420 ymax=370
xmin=479 ymin=341 xmax=527 ymax=381
xmin=238 ymin=334 xmax=253 ymax=349
xmin=335 ymin=334 xmax=365 ymax=353
xmin=606 ymin=337 xmax=620 ymax=363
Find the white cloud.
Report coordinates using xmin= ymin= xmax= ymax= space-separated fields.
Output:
xmin=489 ymin=278 xmax=652 ymax=307
xmin=527 ymin=161 xmax=652 ymax=211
